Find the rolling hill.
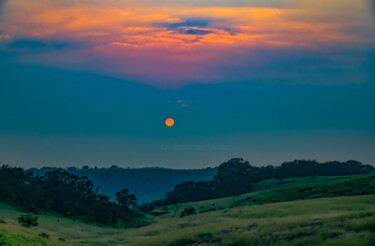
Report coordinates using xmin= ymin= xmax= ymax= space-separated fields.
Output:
xmin=1 ymin=173 xmax=374 ymax=246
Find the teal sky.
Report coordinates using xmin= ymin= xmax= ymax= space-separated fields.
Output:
xmin=0 ymin=0 xmax=375 ymax=168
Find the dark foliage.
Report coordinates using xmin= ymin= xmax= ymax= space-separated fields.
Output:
xmin=137 ymin=199 xmax=165 ymax=213
xmin=163 ymin=159 xmax=374 ymax=205
xmin=38 ymin=233 xmax=49 ymax=239
xmin=17 ymin=213 xmax=38 ymax=227
xmin=150 ymin=211 xmax=167 ymax=216
xmin=116 ymin=188 xmax=137 ymax=208
xmin=0 ymin=165 xmax=146 ymax=226
xmin=180 ymin=207 xmax=196 ymax=217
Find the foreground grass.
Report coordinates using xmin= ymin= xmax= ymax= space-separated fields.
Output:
xmin=127 ymin=195 xmax=375 ymax=246
xmin=1 ymin=174 xmax=374 ymax=245
xmin=0 ymin=230 xmax=71 ymax=246
xmin=1 ymin=195 xmax=374 ymax=245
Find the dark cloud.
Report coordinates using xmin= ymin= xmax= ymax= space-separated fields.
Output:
xmin=177 ymin=28 xmax=212 ymax=35
xmin=370 ymin=0 xmax=375 ymax=18
xmin=0 ymin=0 xmax=6 ymax=36
xmin=156 ymin=18 xmax=239 ymax=36
xmin=9 ymin=40 xmax=47 ymax=49
xmin=0 ymin=0 xmax=6 ymax=16
xmin=160 ymin=19 xmax=212 ymax=29
xmin=0 ymin=0 xmax=5 ymax=10
xmin=8 ymin=39 xmax=76 ymax=50
xmin=156 ymin=19 xmax=213 ymax=35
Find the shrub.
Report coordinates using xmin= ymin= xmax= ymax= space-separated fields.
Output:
xmin=38 ymin=232 xmax=49 ymax=239
xmin=17 ymin=214 xmax=39 ymax=227
xmin=180 ymin=207 xmax=196 ymax=217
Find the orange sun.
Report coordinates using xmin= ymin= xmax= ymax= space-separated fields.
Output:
xmin=165 ymin=118 xmax=174 ymax=127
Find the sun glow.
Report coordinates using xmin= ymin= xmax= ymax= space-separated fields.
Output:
xmin=165 ymin=118 xmax=174 ymax=127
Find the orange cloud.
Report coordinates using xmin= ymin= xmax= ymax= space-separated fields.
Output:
xmin=2 ymin=0 xmax=373 ymax=86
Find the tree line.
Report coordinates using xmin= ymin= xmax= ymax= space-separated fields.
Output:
xmin=2 ymin=159 xmax=374 ymax=217
xmin=139 ymin=158 xmax=375 ymax=211
xmin=0 ymin=165 xmax=147 ymax=226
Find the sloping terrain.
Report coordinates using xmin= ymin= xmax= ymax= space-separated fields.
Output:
xmin=1 ymin=195 xmax=374 ymax=246
xmin=0 ymin=174 xmax=374 ymax=246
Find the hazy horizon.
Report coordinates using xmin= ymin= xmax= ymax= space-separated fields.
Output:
xmin=16 ymin=156 xmax=375 ymax=170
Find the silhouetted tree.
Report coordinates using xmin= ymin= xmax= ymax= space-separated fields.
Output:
xmin=0 ymin=165 xmax=146 ymax=226
xmin=116 ymin=188 xmax=137 ymax=208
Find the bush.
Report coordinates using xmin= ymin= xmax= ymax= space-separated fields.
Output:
xmin=38 ymin=232 xmax=49 ymax=239
xmin=17 ymin=214 xmax=39 ymax=227
xmin=180 ymin=207 xmax=196 ymax=217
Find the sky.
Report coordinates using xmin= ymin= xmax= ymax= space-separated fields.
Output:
xmin=0 ymin=0 xmax=375 ymax=168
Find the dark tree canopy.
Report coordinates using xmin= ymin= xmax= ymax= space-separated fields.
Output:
xmin=116 ymin=188 xmax=137 ymax=208
xmin=0 ymin=165 xmax=147 ymax=226
xmin=180 ymin=207 xmax=196 ymax=217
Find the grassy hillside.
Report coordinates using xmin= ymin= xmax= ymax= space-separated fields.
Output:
xmin=251 ymin=174 xmax=371 ymax=192
xmin=0 ymin=230 xmax=73 ymax=246
xmin=1 ymin=195 xmax=374 ymax=246
xmin=1 ymin=174 xmax=374 ymax=246
xmin=131 ymin=195 xmax=375 ymax=246
xmin=156 ymin=173 xmax=375 ymax=218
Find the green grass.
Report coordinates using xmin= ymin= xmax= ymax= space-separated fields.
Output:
xmin=155 ymin=173 xmax=375 ymax=219
xmin=251 ymin=174 xmax=372 ymax=192
xmin=128 ymin=195 xmax=375 ymax=246
xmin=0 ymin=231 xmax=53 ymax=246
xmin=1 ymin=174 xmax=374 ymax=245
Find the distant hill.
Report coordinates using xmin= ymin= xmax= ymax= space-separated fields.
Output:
xmin=27 ymin=166 xmax=217 ymax=203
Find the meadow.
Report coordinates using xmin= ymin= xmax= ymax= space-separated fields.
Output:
xmin=1 ymin=174 xmax=375 ymax=246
